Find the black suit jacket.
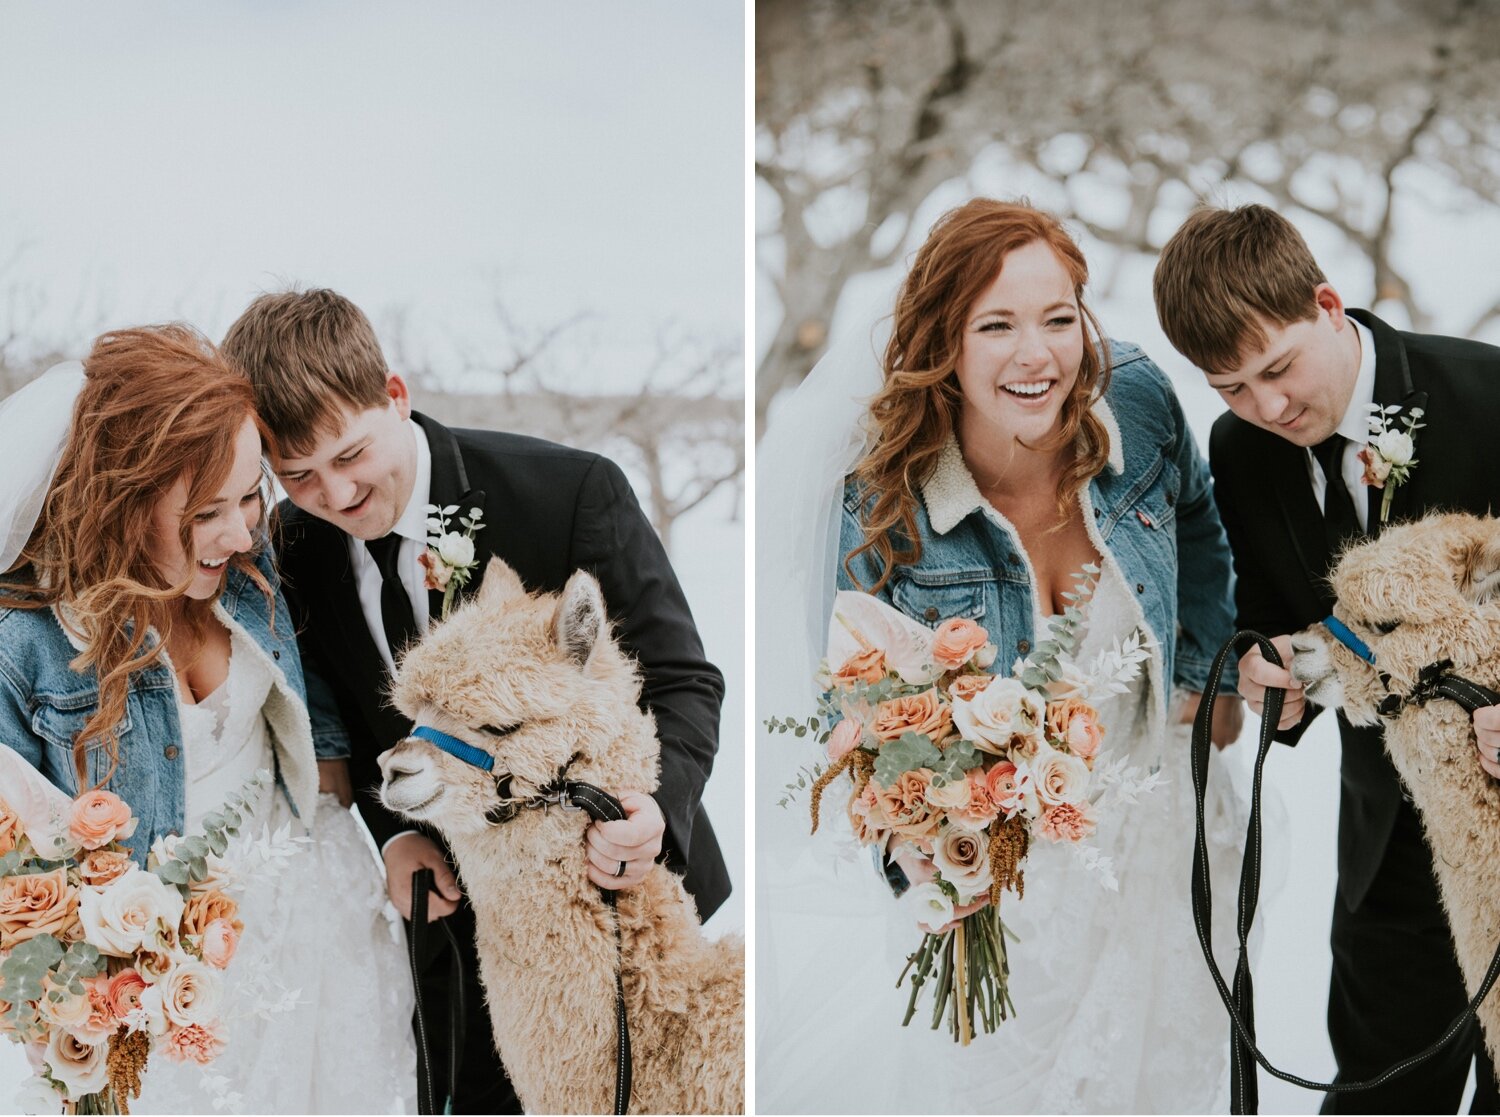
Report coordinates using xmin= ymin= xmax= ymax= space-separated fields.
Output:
xmin=276 ymin=411 xmax=731 ymax=920
xmin=1210 ymin=309 xmax=1500 ymax=907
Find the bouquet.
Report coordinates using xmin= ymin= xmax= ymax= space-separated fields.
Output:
xmin=768 ymin=566 xmax=1150 ymax=1044
xmin=0 ymin=750 xmax=266 ymax=1114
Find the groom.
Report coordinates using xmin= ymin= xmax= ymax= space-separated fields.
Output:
xmin=1154 ymin=203 xmax=1500 ymax=1113
xmin=222 ymin=289 xmax=730 ymax=1114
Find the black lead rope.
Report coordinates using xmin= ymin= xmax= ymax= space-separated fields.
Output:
xmin=1192 ymin=630 xmax=1500 ymax=1114
xmin=405 ymin=780 xmax=634 ymax=1116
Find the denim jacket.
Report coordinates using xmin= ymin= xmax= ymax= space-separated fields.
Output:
xmin=839 ymin=341 xmax=1238 ymax=750
xmin=0 ymin=545 xmax=343 ymax=866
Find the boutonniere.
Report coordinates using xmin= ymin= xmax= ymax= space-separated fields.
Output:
xmin=1357 ymin=403 xmax=1425 ymax=523
xmin=419 ymin=503 xmax=485 ymax=618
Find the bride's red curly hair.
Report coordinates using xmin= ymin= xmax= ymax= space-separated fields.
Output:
xmin=0 ymin=325 xmax=273 ymax=787
xmin=845 ymin=199 xmax=1112 ymax=592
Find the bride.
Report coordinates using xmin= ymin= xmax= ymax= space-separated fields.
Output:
xmin=0 ymin=326 xmax=415 ymax=1113
xmin=757 ymin=199 xmax=1252 ymax=1113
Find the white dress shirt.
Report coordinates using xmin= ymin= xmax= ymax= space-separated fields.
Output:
xmin=347 ymin=418 xmax=433 ymax=672
xmin=1306 ymin=316 xmax=1378 ymax=533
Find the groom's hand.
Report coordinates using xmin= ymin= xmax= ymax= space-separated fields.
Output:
xmin=1237 ymin=635 xmax=1305 ymax=730
xmin=1474 ymin=706 xmax=1500 ymax=778
xmin=586 ymin=791 xmax=664 ymax=891
xmin=383 ymin=833 xmax=462 ymax=921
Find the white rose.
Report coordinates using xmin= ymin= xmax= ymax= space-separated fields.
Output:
xmin=952 ymin=677 xmax=1045 ymax=755
xmin=1030 ymin=743 xmax=1091 ymax=807
xmin=78 ymin=866 xmax=185 ymax=957
xmin=905 ymin=881 xmax=954 ymax=931
xmin=155 ymin=958 xmax=222 ymax=1028
xmin=42 ymin=1030 xmax=105 ymax=1101
xmin=932 ymin=825 xmax=993 ymax=903
xmin=12 ymin=1073 xmax=63 ymax=1114
xmin=1374 ymin=429 xmax=1414 ymax=466
xmin=436 ymin=532 xmax=475 ymax=568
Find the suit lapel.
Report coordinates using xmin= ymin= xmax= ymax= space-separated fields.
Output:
xmin=1349 ymin=309 xmax=1425 ymax=539
xmin=413 ymin=411 xmax=488 ymax=620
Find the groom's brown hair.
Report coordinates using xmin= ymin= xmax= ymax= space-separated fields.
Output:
xmin=1153 ymin=204 xmax=1327 ymax=375
xmin=222 ymin=288 xmax=392 ymax=458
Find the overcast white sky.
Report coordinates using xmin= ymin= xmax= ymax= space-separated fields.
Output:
xmin=0 ymin=1 xmax=744 ymax=390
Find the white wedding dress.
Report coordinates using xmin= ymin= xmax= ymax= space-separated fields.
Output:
xmin=756 ymin=561 xmax=1254 ymax=1114
xmin=132 ymin=621 xmax=417 ymax=1115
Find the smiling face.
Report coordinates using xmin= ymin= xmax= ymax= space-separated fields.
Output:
xmin=1203 ymin=284 xmax=1362 ymax=447
xmin=148 ymin=415 xmax=265 ymax=600
xmin=272 ymin=374 xmax=417 ymax=541
xmin=954 ymin=239 xmax=1084 ymax=451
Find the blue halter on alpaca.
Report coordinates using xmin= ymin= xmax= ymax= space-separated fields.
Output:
xmin=411 ymin=725 xmax=495 ymax=772
xmin=1321 ymin=614 xmax=1377 ymax=666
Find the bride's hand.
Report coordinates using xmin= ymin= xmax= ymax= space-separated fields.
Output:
xmin=1177 ymin=690 xmax=1245 ymax=749
xmin=317 ymin=758 xmax=353 ymax=807
xmin=895 ymin=848 xmax=989 ymax=934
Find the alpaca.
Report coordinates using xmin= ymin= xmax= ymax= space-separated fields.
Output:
xmin=376 ymin=558 xmax=745 ymax=1115
xmin=1290 ymin=512 xmax=1500 ymax=1066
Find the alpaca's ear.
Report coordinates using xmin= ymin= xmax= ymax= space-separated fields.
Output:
xmin=478 ymin=557 xmax=527 ymax=606
xmin=553 ymin=570 xmax=606 ymax=667
xmin=1460 ymin=530 xmax=1500 ymax=606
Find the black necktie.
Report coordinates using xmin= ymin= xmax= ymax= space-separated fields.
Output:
xmin=1311 ymin=435 xmax=1362 ymax=554
xmin=365 ymin=533 xmax=419 ymax=662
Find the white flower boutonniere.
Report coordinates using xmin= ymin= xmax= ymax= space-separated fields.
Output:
xmin=1357 ymin=403 xmax=1425 ymax=524
xmin=420 ymin=504 xmax=485 ymax=618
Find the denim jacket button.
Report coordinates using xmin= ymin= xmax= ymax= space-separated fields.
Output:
xmin=164 ymin=744 xmax=179 ymax=760
xmin=272 ymin=649 xmax=281 ymax=660
xmin=924 ymin=606 xmax=939 ymax=622
xmin=1136 ymin=583 xmax=1146 ymax=594
xmin=1017 ymin=639 xmax=1030 ymax=654
xmin=1007 ymin=551 xmax=1019 ymax=564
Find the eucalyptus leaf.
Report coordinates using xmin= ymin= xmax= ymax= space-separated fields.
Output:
xmin=873 ymin=731 xmax=943 ymax=787
xmin=207 ymin=829 xmax=229 ymax=857
xmin=930 ymin=738 xmax=981 ymax=784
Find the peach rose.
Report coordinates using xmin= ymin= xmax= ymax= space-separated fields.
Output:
xmin=182 ymin=890 xmax=242 ymax=939
xmin=68 ymin=789 xmax=136 ymax=851
xmin=926 ymin=777 xmax=972 ymax=811
xmin=932 ymin=824 xmax=993 ymax=902
xmin=931 ymin=617 xmax=990 ymax=670
xmin=825 ymin=717 xmax=863 ymax=763
xmin=0 ymin=797 xmax=21 ymax=856
xmin=160 ymin=1021 xmax=226 ymax=1065
xmin=833 ymin=647 xmax=886 ymax=687
xmin=1047 ymin=698 xmax=1104 ymax=764
xmin=983 ymin=761 xmax=1028 ymax=819
xmin=418 ymin=548 xmax=454 ymax=591
xmin=1038 ymin=800 xmax=1097 ymax=843
xmin=872 ymin=689 xmax=953 ymax=744
xmin=43 ymin=1028 xmax=105 ymax=1100
xmin=78 ymin=849 xmax=134 ymax=888
xmin=65 ymin=976 xmax=118 ymax=1046
xmin=200 ymin=919 xmax=240 ymax=970
xmin=154 ymin=958 xmax=221 ymax=1028
xmin=950 ymin=768 xmax=1001 ymax=828
xmin=38 ymin=981 xmax=92 ymax=1036
xmin=847 ymin=782 xmax=891 ymax=848
xmin=874 ymin=769 xmax=942 ymax=842
xmin=947 ymin=674 xmax=993 ymax=702
xmin=1357 ymin=445 xmax=1392 ymax=488
xmin=105 ymin=969 xmax=148 ymax=1020
xmin=0 ymin=868 xmax=80 ymax=949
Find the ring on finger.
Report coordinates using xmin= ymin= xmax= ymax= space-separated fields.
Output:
xmin=614 ymin=859 xmax=627 ymax=878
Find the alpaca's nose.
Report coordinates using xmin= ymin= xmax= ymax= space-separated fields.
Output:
xmin=376 ymin=747 xmax=422 ymax=781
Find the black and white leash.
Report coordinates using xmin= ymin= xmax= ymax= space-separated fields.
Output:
xmin=406 ymin=724 xmax=634 ymax=1115
xmin=1192 ymin=628 xmax=1500 ymax=1114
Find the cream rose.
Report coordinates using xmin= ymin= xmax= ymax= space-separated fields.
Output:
xmin=930 ymin=617 xmax=990 ymax=670
xmin=925 ymin=777 xmax=972 ymax=811
xmin=1031 ymin=745 xmax=1091 ymax=808
xmin=67 ymin=789 xmax=136 ymax=851
xmin=0 ymin=868 xmax=80 ymax=949
xmin=155 ymin=958 xmax=222 ymax=1028
xmin=436 ymin=531 xmax=475 ymax=568
xmin=78 ymin=866 xmax=184 ymax=957
xmin=1374 ymin=428 xmax=1414 ymax=466
xmin=43 ymin=1028 xmax=105 ymax=1100
xmin=952 ymin=677 xmax=1045 ymax=755
xmin=38 ymin=982 xmax=92 ymax=1036
xmin=932 ymin=825 xmax=993 ymax=903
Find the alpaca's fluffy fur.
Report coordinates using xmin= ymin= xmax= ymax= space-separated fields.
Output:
xmin=377 ymin=559 xmax=745 ymax=1114
xmin=1291 ymin=512 xmax=1500 ymax=1065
